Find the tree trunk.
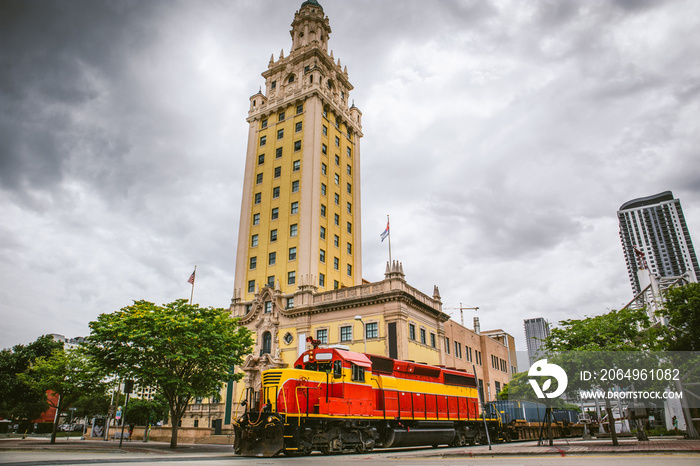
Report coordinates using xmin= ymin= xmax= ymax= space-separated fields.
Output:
xmin=50 ymin=395 xmax=62 ymax=445
xmin=170 ymin=409 xmax=179 ymax=449
xmin=604 ymin=397 xmax=619 ymax=446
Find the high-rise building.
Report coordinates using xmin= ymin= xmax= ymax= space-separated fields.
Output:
xmin=524 ymin=317 xmax=550 ymax=366
xmin=233 ymin=0 xmax=363 ymax=301
xmin=617 ymin=191 xmax=699 ymax=295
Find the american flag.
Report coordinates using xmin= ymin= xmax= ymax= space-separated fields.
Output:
xmin=187 ymin=269 xmax=195 ymax=285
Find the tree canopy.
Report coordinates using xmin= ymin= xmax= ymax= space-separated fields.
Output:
xmin=84 ymin=299 xmax=253 ymax=448
xmin=0 ymin=335 xmax=63 ymax=422
xmin=659 ymin=282 xmax=700 ymax=351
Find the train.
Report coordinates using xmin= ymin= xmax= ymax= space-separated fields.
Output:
xmin=232 ymin=338 xmax=504 ymax=456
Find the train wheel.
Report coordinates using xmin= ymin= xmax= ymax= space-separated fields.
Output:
xmin=468 ymin=435 xmax=476 ymax=446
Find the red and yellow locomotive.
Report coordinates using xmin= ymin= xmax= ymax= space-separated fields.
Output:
xmin=233 ymin=339 xmax=502 ymax=456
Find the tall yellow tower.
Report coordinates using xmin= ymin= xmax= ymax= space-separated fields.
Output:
xmin=233 ymin=0 xmax=363 ymax=301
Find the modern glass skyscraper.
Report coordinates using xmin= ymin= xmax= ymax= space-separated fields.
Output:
xmin=617 ymin=191 xmax=699 ymax=295
xmin=524 ymin=317 xmax=550 ymax=367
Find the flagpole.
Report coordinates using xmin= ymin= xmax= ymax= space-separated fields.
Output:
xmin=189 ymin=265 xmax=196 ymax=305
xmin=387 ymin=215 xmax=392 ymax=265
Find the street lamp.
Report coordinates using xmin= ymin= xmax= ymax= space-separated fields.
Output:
xmin=354 ymin=315 xmax=366 ymax=353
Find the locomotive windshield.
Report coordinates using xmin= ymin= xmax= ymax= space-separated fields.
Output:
xmin=304 ymin=361 xmax=332 ymax=372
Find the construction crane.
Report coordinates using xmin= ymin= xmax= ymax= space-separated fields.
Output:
xmin=443 ymin=303 xmax=479 ymax=326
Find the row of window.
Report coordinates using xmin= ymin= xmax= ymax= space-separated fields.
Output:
xmin=491 ymin=354 xmax=508 ymax=372
xmin=260 ymin=104 xmax=304 ymax=129
xmin=315 ymin=322 xmax=378 ymax=344
xmin=408 ymin=323 xmax=437 ymax=348
xmin=445 ymin=337 xmax=483 ymax=365
xmin=247 ymin=271 xmax=348 ymax=293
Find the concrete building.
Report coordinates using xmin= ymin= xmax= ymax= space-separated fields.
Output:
xmin=617 ymin=191 xmax=699 ymax=296
xmin=523 ymin=317 xmax=550 ymax=367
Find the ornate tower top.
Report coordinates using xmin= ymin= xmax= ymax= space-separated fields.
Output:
xmin=291 ymin=0 xmax=331 ymax=52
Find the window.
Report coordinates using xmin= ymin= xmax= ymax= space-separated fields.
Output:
xmin=334 ymin=257 xmax=339 ymax=270
xmin=445 ymin=337 xmax=451 ymax=354
xmin=320 ymin=226 xmax=326 ymax=239
xmin=290 ymin=224 xmax=298 ymax=237
xmin=277 ymin=128 xmax=284 ymax=139
xmin=285 ymin=300 xmax=294 ymax=311
xmin=351 ymin=363 xmax=365 ymax=382
xmin=347 ymin=164 xmax=352 ymax=176
xmin=260 ymin=136 xmax=266 ymax=146
xmin=268 ymin=252 xmax=276 ymax=265
xmin=321 ymin=204 xmax=326 ymax=217
xmin=264 ymin=302 xmax=272 ymax=314
xmin=321 ymin=163 xmax=327 ymax=175
xmin=267 ymin=275 xmax=275 ymax=287
xmin=347 ymin=243 xmax=352 ymax=254
xmin=409 ymin=324 xmax=416 ymax=340
xmin=273 ymin=186 xmax=280 ymax=198
xmin=292 ymin=180 xmax=299 ymax=192
xmin=366 ymin=322 xmax=378 ymax=338
xmin=321 ymin=183 xmax=326 ymax=196
xmin=294 ymin=140 xmax=301 ymax=151
xmin=455 ymin=341 xmax=462 ymax=358
xmin=274 ymin=166 xmax=281 ymax=178
xmin=334 ymin=173 xmax=340 ymax=185
xmin=253 ymin=213 xmax=260 ymax=225
xmin=347 ymin=147 xmax=351 ymax=157
xmin=293 ymin=160 xmax=300 ymax=171
xmin=334 ymin=193 xmax=339 ymax=205
xmin=288 ymin=74 xmax=294 ymax=84
xmin=287 ymin=271 xmax=296 ymax=285
xmin=256 ymin=173 xmax=263 ymax=184
xmin=430 ymin=333 xmax=436 ymax=348
xmin=251 ymin=234 xmax=258 ymax=247
xmin=322 ymin=125 xmax=327 ymax=136
xmin=334 ymin=154 xmax=340 ymax=166
xmin=347 ymin=183 xmax=352 ymax=194
xmin=271 ymin=81 xmax=276 ymax=90
xmin=270 ymin=229 xmax=277 ymax=242
xmin=289 ymin=247 xmax=297 ymax=261
xmin=333 ymin=280 xmax=339 ymax=289
xmin=261 ymin=331 xmax=272 ymax=354
xmin=347 ymin=202 xmax=351 ymax=214
xmin=316 ymin=328 xmax=328 ymax=344
xmin=319 ymin=273 xmax=325 ymax=287
xmin=334 ymin=214 xmax=339 ymax=226
xmin=291 ymin=202 xmax=299 ymax=214
xmin=271 ymin=207 xmax=279 ymax=220
xmin=322 ymin=144 xmax=327 ymax=155
xmin=248 ymin=280 xmax=255 ymax=293
xmin=254 ymin=193 xmax=261 ymax=204
xmin=320 ymin=249 xmax=325 ymax=263
xmin=335 ymin=136 xmax=340 ymax=147
xmin=279 ymin=111 xmax=285 ymax=121
xmin=296 ymin=104 xmax=303 ymax=114
xmin=420 ymin=328 xmax=426 ymax=344
xmin=340 ymin=325 xmax=352 ymax=342
xmin=334 ymin=235 xmax=339 ymax=247
xmin=261 ymin=118 xmax=268 ymax=129
xmin=347 ymin=264 xmax=352 ymax=277
xmin=347 ymin=222 xmax=352 ymax=234
xmin=276 ymin=147 xmax=282 ymax=158
xmin=249 ymin=257 xmax=257 ymax=270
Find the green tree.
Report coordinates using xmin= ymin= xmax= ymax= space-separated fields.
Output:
xmin=543 ymin=307 xmax=659 ymax=446
xmin=70 ymin=393 xmax=111 ymax=420
xmin=659 ymin=282 xmax=700 ymax=351
xmin=84 ymin=299 xmax=253 ymax=448
xmin=124 ymin=394 xmax=169 ymax=426
xmin=19 ymin=348 xmax=107 ymax=443
xmin=0 ymin=335 xmax=63 ymax=422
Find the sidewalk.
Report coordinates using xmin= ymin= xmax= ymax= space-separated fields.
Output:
xmin=1 ymin=435 xmax=699 ymax=457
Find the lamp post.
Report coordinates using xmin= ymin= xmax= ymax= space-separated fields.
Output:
xmin=354 ymin=315 xmax=366 ymax=353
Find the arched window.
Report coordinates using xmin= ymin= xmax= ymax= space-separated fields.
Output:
xmin=262 ymin=331 xmax=272 ymax=355
xmin=288 ymin=74 xmax=295 ymax=84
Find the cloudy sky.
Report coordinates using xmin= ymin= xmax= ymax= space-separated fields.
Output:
xmin=2 ymin=0 xmax=699 ymax=352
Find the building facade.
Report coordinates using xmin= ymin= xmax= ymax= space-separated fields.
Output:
xmin=618 ymin=191 xmax=699 ymax=295
xmin=175 ymin=1 xmax=518 ymax=433
xmin=523 ymin=317 xmax=550 ymax=367
xmin=233 ymin=0 xmax=363 ymax=302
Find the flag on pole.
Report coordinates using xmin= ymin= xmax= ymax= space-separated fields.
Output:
xmin=380 ymin=219 xmax=390 ymax=242
xmin=187 ymin=269 xmax=196 ymax=284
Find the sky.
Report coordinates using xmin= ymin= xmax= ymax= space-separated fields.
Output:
xmin=1 ymin=0 xmax=699 ymax=353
